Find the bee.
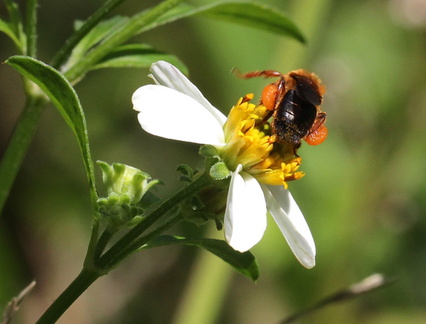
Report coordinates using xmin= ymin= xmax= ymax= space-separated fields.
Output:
xmin=235 ymin=69 xmax=327 ymax=153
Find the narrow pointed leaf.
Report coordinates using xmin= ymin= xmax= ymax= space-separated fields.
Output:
xmin=92 ymin=44 xmax=188 ymax=73
xmin=141 ymin=2 xmax=305 ymax=43
xmin=142 ymin=235 xmax=259 ymax=281
xmin=0 ymin=18 xmax=23 ymax=49
xmin=51 ymin=0 xmax=129 ymax=68
xmin=63 ymin=0 xmax=187 ymax=82
xmin=4 ymin=0 xmax=25 ymax=47
xmin=73 ymin=16 xmax=129 ymax=54
xmin=203 ymin=2 xmax=305 ymax=43
xmin=6 ymin=56 xmax=97 ymax=197
xmin=65 ymin=16 xmax=129 ymax=70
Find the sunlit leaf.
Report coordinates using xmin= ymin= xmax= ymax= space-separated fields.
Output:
xmin=6 ymin=56 xmax=97 ymax=197
xmin=142 ymin=235 xmax=259 ymax=281
xmin=141 ymin=1 xmax=305 ymax=43
xmin=92 ymin=44 xmax=188 ymax=74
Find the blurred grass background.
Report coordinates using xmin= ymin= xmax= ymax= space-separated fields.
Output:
xmin=1 ymin=0 xmax=426 ymax=323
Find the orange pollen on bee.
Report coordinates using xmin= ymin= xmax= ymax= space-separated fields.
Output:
xmin=305 ymin=123 xmax=328 ymax=145
xmin=261 ymin=84 xmax=278 ymax=110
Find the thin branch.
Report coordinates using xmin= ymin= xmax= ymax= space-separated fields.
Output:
xmin=1 ymin=281 xmax=36 ymax=324
xmin=280 ymin=273 xmax=395 ymax=324
xmin=25 ymin=0 xmax=38 ymax=57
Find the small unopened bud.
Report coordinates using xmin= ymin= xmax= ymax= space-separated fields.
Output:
xmin=97 ymin=161 xmax=159 ymax=227
xmin=98 ymin=161 xmax=157 ymax=204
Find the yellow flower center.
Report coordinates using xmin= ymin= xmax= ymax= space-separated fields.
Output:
xmin=220 ymin=94 xmax=304 ymax=189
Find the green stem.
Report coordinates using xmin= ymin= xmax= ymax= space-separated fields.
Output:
xmin=0 ymin=95 xmax=47 ymax=213
xmin=25 ymin=0 xmax=38 ymax=57
xmin=127 ymin=209 xmax=184 ymax=253
xmin=64 ymin=0 xmax=185 ymax=83
xmin=50 ymin=0 xmax=129 ymax=69
xmin=97 ymin=171 xmax=212 ymax=270
xmin=83 ymin=217 xmax=101 ymax=268
xmin=0 ymin=0 xmax=43 ymax=213
xmin=93 ymin=226 xmax=116 ymax=260
xmin=35 ymin=269 xmax=101 ymax=324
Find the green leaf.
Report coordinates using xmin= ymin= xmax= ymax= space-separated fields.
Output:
xmin=64 ymin=16 xmax=129 ymax=70
xmin=143 ymin=235 xmax=259 ymax=281
xmin=142 ymin=1 xmax=305 ymax=43
xmin=92 ymin=44 xmax=188 ymax=74
xmin=74 ymin=16 xmax=129 ymax=53
xmin=0 ymin=18 xmax=22 ymax=49
xmin=63 ymin=0 xmax=187 ymax=83
xmin=6 ymin=56 xmax=97 ymax=202
xmin=206 ymin=2 xmax=305 ymax=43
xmin=3 ymin=0 xmax=26 ymax=53
xmin=51 ymin=0 xmax=129 ymax=68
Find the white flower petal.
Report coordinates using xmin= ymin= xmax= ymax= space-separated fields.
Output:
xmin=150 ymin=61 xmax=227 ymax=127
xmin=132 ymin=85 xmax=225 ymax=146
xmin=224 ymin=165 xmax=267 ymax=252
xmin=263 ymin=185 xmax=316 ymax=268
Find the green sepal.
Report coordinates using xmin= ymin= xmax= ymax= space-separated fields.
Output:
xmin=209 ymin=161 xmax=231 ymax=180
xmin=176 ymin=164 xmax=195 ymax=178
xmin=97 ymin=198 xmax=144 ymax=228
xmin=199 ymin=144 xmax=219 ymax=158
xmin=141 ymin=235 xmax=259 ymax=281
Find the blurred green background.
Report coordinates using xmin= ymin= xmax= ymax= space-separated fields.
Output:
xmin=1 ymin=0 xmax=426 ymax=323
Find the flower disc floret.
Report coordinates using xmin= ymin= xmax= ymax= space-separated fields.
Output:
xmin=221 ymin=95 xmax=304 ymax=189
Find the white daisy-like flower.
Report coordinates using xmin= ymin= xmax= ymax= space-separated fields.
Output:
xmin=132 ymin=61 xmax=316 ymax=268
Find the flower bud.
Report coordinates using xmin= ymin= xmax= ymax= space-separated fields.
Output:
xmin=97 ymin=161 xmax=159 ymax=227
